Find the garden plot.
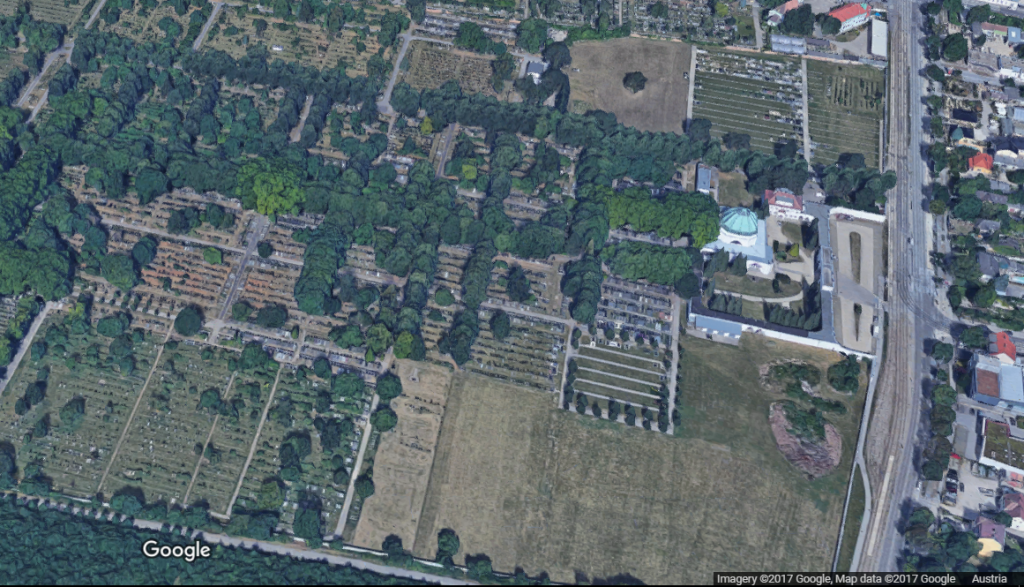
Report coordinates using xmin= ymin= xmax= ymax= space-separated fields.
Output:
xmin=692 ymin=50 xmax=804 ymax=154
xmin=0 ymin=314 xmax=160 ymax=499
xmin=805 ymin=60 xmax=884 ymax=168
xmin=0 ymin=0 xmax=86 ymax=26
xmin=100 ymin=342 xmax=235 ymax=505
xmin=466 ymin=309 xmax=565 ymax=393
xmin=186 ymin=363 xmax=277 ymax=514
xmin=400 ymin=41 xmax=498 ymax=97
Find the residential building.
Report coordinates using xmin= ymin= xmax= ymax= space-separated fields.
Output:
xmin=870 ymin=18 xmax=888 ymax=58
xmin=1000 ymin=493 xmax=1024 ymax=532
xmin=828 ymin=4 xmax=871 ymax=34
xmin=978 ymin=251 xmax=1024 ymax=280
xmin=983 ymin=22 xmax=1010 ymax=37
xmin=767 ymin=0 xmax=800 ymax=25
xmin=991 ymin=331 xmax=1018 ymax=363
xmin=1011 ymin=27 xmax=1023 ymax=44
xmin=975 ymin=517 xmax=1007 ymax=557
xmin=763 ymin=188 xmax=813 ymax=222
xmin=978 ymin=219 xmax=1002 ymax=235
xmin=953 ymin=108 xmax=980 ymax=124
xmin=692 ymin=315 xmax=743 ymax=344
xmin=977 ymin=191 xmax=1010 ymax=206
xmin=969 ymin=353 xmax=1024 ymax=409
xmin=996 ymin=150 xmax=1024 ymax=170
xmin=999 ymin=54 xmax=1024 ymax=82
xmin=970 ymin=152 xmax=995 ymax=174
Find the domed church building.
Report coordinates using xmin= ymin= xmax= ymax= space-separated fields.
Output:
xmin=700 ymin=206 xmax=774 ymax=276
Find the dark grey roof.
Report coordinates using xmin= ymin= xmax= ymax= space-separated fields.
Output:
xmin=977 ymin=191 xmax=1010 ymax=205
xmin=953 ymin=109 xmax=980 ymax=123
xmin=979 ymin=251 xmax=1002 ymax=277
xmin=526 ymin=62 xmax=545 ymax=76
xmin=696 ymin=166 xmax=711 ymax=191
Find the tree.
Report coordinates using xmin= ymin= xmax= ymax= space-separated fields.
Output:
xmin=925 ymin=64 xmax=946 ymax=84
xmin=675 ymin=273 xmax=701 ymax=298
xmin=257 ymin=241 xmax=273 ymax=258
xmin=355 ymin=475 xmax=375 ymax=500
xmin=436 ymin=528 xmax=460 ymax=563
xmin=542 ymin=42 xmax=571 ymax=69
xmin=235 ymin=159 xmax=306 ymax=216
xmin=827 ymin=356 xmax=861 ymax=393
xmin=819 ymin=15 xmax=841 ymax=36
xmin=942 ymin=34 xmax=968 ymax=62
xmin=622 ymin=71 xmax=647 ymax=93
xmin=313 ymin=357 xmax=331 ymax=379
xmin=780 ymin=5 xmax=814 ymax=36
xmin=231 ymin=302 xmax=254 ymax=322
xmin=506 ymin=265 xmax=532 ymax=302
xmin=490 ymin=310 xmax=511 ymax=340
xmin=101 ymin=254 xmax=138 ymax=291
xmin=961 ymin=326 xmax=989 ymax=349
xmin=202 ymin=247 xmax=222 ymax=265
xmin=376 ymin=372 xmax=403 ymax=402
xmin=256 ymin=303 xmax=288 ymax=329
xmin=96 ymin=313 xmax=130 ymax=338
xmin=931 ymin=342 xmax=954 ymax=363
xmin=933 ymin=384 xmax=957 ymax=407
xmin=135 ymin=168 xmax=169 ymax=205
xmin=516 ymin=19 xmax=548 ymax=53
xmin=435 ymin=289 xmax=455 ymax=306
xmin=174 ymin=306 xmax=204 ymax=337
xmin=928 ymin=199 xmax=947 ymax=214
xmin=370 ymin=406 xmax=398 ymax=432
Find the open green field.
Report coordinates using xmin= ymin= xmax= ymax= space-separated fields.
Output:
xmin=693 ymin=50 xmax=803 ymax=154
xmin=806 ymin=60 xmax=884 ymax=168
xmin=413 ymin=354 xmax=861 ymax=583
xmin=100 ymin=342 xmax=235 ymax=505
xmin=0 ymin=314 xmax=160 ymax=499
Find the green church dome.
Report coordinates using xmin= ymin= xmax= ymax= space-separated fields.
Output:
xmin=720 ymin=207 xmax=758 ymax=237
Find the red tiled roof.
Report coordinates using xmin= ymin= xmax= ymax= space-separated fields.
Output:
xmin=781 ymin=0 xmax=800 ymax=13
xmin=829 ymin=3 xmax=870 ymax=22
xmin=977 ymin=369 xmax=1001 ymax=398
xmin=993 ymin=331 xmax=1017 ymax=358
xmin=764 ymin=189 xmax=804 ymax=211
xmin=1004 ymin=493 xmax=1024 ymax=519
xmin=971 ymin=153 xmax=994 ymax=171
xmin=983 ymin=23 xmax=1010 ymax=33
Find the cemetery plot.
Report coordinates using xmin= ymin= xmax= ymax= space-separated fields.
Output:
xmin=186 ymin=363 xmax=278 ymax=514
xmin=805 ymin=60 xmax=884 ymax=168
xmin=86 ymin=191 xmax=249 ymax=248
xmin=233 ymin=367 xmax=368 ymax=535
xmin=465 ymin=308 xmax=565 ymax=393
xmin=264 ymin=214 xmax=313 ymax=264
xmin=0 ymin=313 xmax=160 ymax=499
xmin=99 ymin=343 xmax=235 ymax=505
xmin=421 ymin=246 xmax=470 ymax=356
xmin=0 ymin=0 xmax=86 ymax=26
xmin=0 ymin=49 xmax=23 ymax=80
xmin=572 ymin=344 xmax=667 ymax=412
xmin=487 ymin=256 xmax=567 ymax=317
xmin=94 ymin=1 xmax=181 ymax=43
xmin=692 ymin=50 xmax=804 ymax=154
xmin=400 ymin=41 xmax=499 ymax=97
xmin=237 ymin=259 xmax=304 ymax=317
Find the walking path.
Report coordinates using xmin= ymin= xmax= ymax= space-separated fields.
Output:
xmin=182 ymin=372 xmax=237 ymax=505
xmin=801 ymin=57 xmax=812 ymax=164
xmin=665 ymin=294 xmax=682 ymax=434
xmin=0 ymin=302 xmax=54 ymax=397
xmin=752 ymin=3 xmax=764 ymax=50
xmin=225 ymin=366 xmax=283 ymax=516
xmin=333 ymin=393 xmax=380 ymax=538
xmin=289 ymin=95 xmax=314 ymax=143
xmin=578 ymin=345 xmax=662 ymax=366
xmin=575 ymin=354 xmax=661 ymax=375
xmin=576 ymin=367 xmax=659 ymax=389
xmin=193 ymin=2 xmax=226 ymax=52
xmin=574 ymin=378 xmax=660 ymax=400
xmin=84 ymin=0 xmax=109 ymax=29
xmin=685 ymin=48 xmax=697 ymax=130
xmin=721 ymin=288 xmax=805 ymax=304
xmin=97 ymin=327 xmax=175 ymax=495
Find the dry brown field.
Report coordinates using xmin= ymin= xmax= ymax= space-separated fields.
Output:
xmin=352 ymin=360 xmax=453 ymax=552
xmin=408 ymin=332 xmax=863 ymax=583
xmin=566 ymin=37 xmax=691 ymax=134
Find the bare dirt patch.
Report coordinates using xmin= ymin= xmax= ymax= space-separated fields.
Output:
xmin=769 ymin=402 xmax=842 ymax=478
xmin=352 ymin=360 xmax=452 ymax=553
xmin=567 ymin=38 xmax=691 ymax=134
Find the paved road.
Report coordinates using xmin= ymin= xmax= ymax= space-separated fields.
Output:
xmin=333 ymin=393 xmax=379 ymax=538
xmin=0 ymin=302 xmax=54 ymax=397
xmin=856 ymin=0 xmax=952 ymax=572
xmin=752 ymin=3 xmax=764 ymax=50
xmin=193 ymin=2 xmax=226 ymax=52
xmin=96 ymin=327 xmax=176 ymax=495
xmin=216 ymin=215 xmax=270 ymax=321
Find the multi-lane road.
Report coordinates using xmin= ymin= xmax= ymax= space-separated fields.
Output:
xmin=854 ymin=0 xmax=954 ymax=571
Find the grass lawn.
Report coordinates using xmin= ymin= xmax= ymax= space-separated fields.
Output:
xmin=736 ymin=15 xmax=756 ymax=40
xmin=714 ymin=271 xmax=803 ymax=298
xmin=718 ymin=171 xmax=753 ymax=207
xmin=835 ymin=30 xmax=862 ymax=43
xmin=782 ymin=222 xmax=803 ymax=245
xmin=992 ymin=244 xmax=1019 ymax=257
xmin=415 ymin=363 xmax=860 ymax=582
xmin=742 ymin=299 xmax=766 ymax=321
xmin=837 ymin=465 xmax=866 ymax=572
xmin=577 ymin=345 xmax=665 ymax=370
xmin=575 ymin=357 xmax=664 ymax=383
